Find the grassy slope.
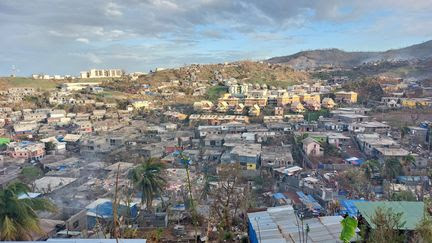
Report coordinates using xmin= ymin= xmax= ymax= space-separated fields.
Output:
xmin=205 ymin=85 xmax=228 ymax=102
xmin=146 ymin=61 xmax=309 ymax=87
xmin=0 ymin=77 xmax=108 ymax=90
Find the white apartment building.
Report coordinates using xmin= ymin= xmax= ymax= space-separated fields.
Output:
xmin=80 ymin=69 xmax=123 ymax=79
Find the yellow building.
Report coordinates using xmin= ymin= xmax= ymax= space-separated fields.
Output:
xmin=130 ymin=101 xmax=151 ymax=110
xmin=299 ymin=93 xmax=321 ymax=103
xmin=277 ymin=94 xmax=300 ymax=106
xmin=335 ymin=91 xmax=358 ymax=103
xmin=400 ymin=98 xmax=416 ymax=108
xmin=284 ymin=114 xmax=304 ymax=122
xmin=234 ymin=103 xmax=245 ymax=115
xmin=274 ymin=107 xmax=284 ymax=116
xmin=218 ymin=93 xmax=239 ymax=108
xmin=216 ymin=101 xmax=229 ymax=112
xmin=400 ymin=98 xmax=432 ymax=108
xmin=245 ymin=97 xmax=267 ymax=107
xmin=416 ymin=99 xmax=431 ymax=107
xmin=248 ymin=104 xmax=261 ymax=116
xmin=322 ymin=98 xmax=336 ymax=109
xmin=193 ymin=100 xmax=214 ymax=111
xmin=305 ymin=100 xmax=321 ymax=111
xmin=290 ymin=102 xmax=305 ymax=113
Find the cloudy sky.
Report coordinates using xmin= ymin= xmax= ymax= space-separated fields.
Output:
xmin=1 ymin=0 xmax=432 ymax=76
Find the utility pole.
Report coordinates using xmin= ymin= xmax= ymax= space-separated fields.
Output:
xmin=205 ymin=212 xmax=212 ymax=243
xmin=294 ymin=212 xmax=302 ymax=243
xmin=177 ymin=148 xmax=198 ymax=243
xmin=428 ymin=127 xmax=431 ymax=153
xmin=112 ymin=163 xmax=121 ymax=243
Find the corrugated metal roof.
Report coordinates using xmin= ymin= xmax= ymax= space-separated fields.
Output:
xmin=248 ymin=206 xmax=345 ymax=242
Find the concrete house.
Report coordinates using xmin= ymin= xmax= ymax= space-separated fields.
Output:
xmin=248 ymin=104 xmax=261 ymax=117
xmin=322 ymin=98 xmax=336 ymax=109
xmin=7 ymin=141 xmax=45 ymax=160
xmin=204 ymin=134 xmax=224 ymax=147
xmin=302 ymin=137 xmax=324 ymax=157
xmin=290 ymin=101 xmax=305 ymax=113
xmin=335 ymin=91 xmax=358 ymax=103
xmin=304 ymin=100 xmax=321 ymax=111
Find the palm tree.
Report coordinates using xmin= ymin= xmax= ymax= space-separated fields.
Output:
xmin=362 ymin=159 xmax=381 ymax=179
xmin=402 ymin=155 xmax=416 ymax=175
xmin=400 ymin=126 xmax=410 ymax=144
xmin=383 ymin=158 xmax=402 ymax=181
xmin=200 ymin=174 xmax=211 ymax=201
xmin=0 ymin=182 xmax=56 ymax=241
xmin=382 ymin=158 xmax=402 ymax=197
xmin=129 ymin=158 xmax=166 ymax=211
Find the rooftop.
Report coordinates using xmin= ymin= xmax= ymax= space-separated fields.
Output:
xmin=248 ymin=205 xmax=349 ymax=243
xmin=375 ymin=147 xmax=410 ymax=156
xmin=354 ymin=201 xmax=425 ymax=230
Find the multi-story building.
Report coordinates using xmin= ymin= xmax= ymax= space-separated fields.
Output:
xmin=60 ymin=82 xmax=101 ymax=91
xmin=299 ymin=93 xmax=321 ymax=103
xmin=322 ymin=98 xmax=336 ymax=109
xmin=244 ymin=97 xmax=267 ymax=107
xmin=193 ymin=100 xmax=214 ymax=112
xmin=80 ymin=69 xmax=123 ymax=79
xmin=304 ymin=100 xmax=321 ymax=111
xmin=400 ymin=98 xmax=431 ymax=108
xmin=229 ymin=83 xmax=249 ymax=97
xmin=335 ymin=91 xmax=358 ymax=103
xmin=290 ymin=102 xmax=305 ymax=113
xmin=218 ymin=94 xmax=240 ymax=108
xmin=277 ymin=94 xmax=300 ymax=106
xmin=7 ymin=141 xmax=45 ymax=160
xmin=248 ymin=104 xmax=261 ymax=117
xmin=274 ymin=107 xmax=284 ymax=116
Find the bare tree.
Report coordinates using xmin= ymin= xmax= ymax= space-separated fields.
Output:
xmin=208 ymin=164 xmax=248 ymax=241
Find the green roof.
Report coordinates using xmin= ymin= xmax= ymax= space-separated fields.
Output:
xmin=354 ymin=201 xmax=425 ymax=230
xmin=0 ymin=138 xmax=10 ymax=145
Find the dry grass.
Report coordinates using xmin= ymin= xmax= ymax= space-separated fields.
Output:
xmin=371 ymin=109 xmax=432 ymax=127
xmin=0 ymin=77 xmax=110 ymax=91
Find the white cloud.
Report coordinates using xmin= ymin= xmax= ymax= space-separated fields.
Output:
xmin=105 ymin=2 xmax=122 ymax=17
xmin=1 ymin=0 xmax=432 ymax=75
xmin=76 ymin=38 xmax=90 ymax=44
xmin=87 ymin=53 xmax=102 ymax=64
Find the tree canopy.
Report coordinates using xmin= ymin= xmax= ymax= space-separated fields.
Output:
xmin=0 ymin=182 xmax=56 ymax=241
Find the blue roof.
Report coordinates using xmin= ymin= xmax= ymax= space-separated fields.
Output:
xmin=19 ymin=141 xmax=34 ymax=146
xmin=339 ymin=199 xmax=366 ymax=217
xmin=345 ymin=157 xmax=365 ymax=166
xmin=273 ymin=193 xmax=286 ymax=200
xmin=88 ymin=201 xmax=114 ymax=217
xmin=397 ymin=176 xmax=429 ymax=183
xmin=296 ymin=191 xmax=322 ymax=213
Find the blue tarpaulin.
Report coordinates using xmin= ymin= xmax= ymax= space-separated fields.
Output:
xmin=272 ymin=193 xmax=286 ymax=200
xmin=339 ymin=200 xmax=366 ymax=216
xmin=89 ymin=201 xmax=114 ymax=217
xmin=296 ymin=191 xmax=322 ymax=214
xmin=345 ymin=157 xmax=364 ymax=166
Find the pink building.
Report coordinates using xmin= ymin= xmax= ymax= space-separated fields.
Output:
xmin=7 ymin=141 xmax=45 ymax=160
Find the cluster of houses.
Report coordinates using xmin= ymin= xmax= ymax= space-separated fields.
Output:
xmin=0 ymin=87 xmax=38 ymax=103
xmin=381 ymin=96 xmax=432 ymax=108
xmin=0 ymin=68 xmax=431 ymax=242
xmin=194 ymin=82 xmax=358 ymax=116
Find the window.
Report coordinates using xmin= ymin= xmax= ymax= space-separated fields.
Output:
xmin=73 ymin=220 xmax=79 ymax=228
